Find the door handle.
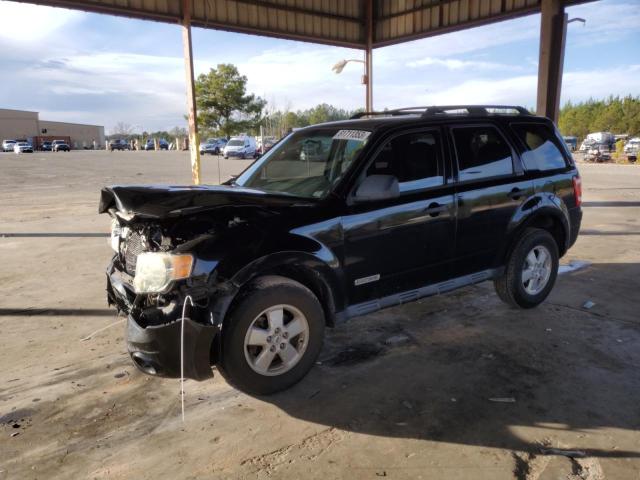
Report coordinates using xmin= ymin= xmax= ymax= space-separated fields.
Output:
xmin=425 ymin=202 xmax=447 ymax=217
xmin=507 ymin=188 xmax=523 ymax=200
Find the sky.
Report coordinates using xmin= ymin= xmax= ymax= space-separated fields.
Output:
xmin=0 ymin=0 xmax=638 ymax=134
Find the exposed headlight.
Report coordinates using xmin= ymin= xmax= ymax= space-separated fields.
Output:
xmin=110 ymin=219 xmax=121 ymax=252
xmin=133 ymin=252 xmax=194 ymax=294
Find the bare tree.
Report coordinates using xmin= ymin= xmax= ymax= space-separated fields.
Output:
xmin=111 ymin=121 xmax=134 ymax=136
xmin=169 ymin=126 xmax=188 ymax=138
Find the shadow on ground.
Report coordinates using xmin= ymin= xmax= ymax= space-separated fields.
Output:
xmin=251 ymin=262 xmax=640 ymax=459
xmin=2 ymin=264 xmax=639 ymax=479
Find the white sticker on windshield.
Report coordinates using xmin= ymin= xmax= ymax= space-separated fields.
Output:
xmin=333 ymin=130 xmax=371 ymax=142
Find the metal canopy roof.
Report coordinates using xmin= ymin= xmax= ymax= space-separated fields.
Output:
xmin=20 ymin=0 xmax=589 ymax=49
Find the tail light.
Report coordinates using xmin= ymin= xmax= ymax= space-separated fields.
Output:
xmin=572 ymin=175 xmax=582 ymax=207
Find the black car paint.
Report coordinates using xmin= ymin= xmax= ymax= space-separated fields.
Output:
xmin=102 ymin=113 xmax=582 ymax=381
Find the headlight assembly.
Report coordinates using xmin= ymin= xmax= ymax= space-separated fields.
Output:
xmin=110 ymin=219 xmax=121 ymax=252
xmin=133 ymin=252 xmax=194 ymax=294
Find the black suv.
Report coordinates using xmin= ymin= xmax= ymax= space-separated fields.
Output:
xmin=100 ymin=105 xmax=582 ymax=395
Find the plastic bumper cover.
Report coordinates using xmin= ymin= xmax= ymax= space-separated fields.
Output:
xmin=127 ymin=313 xmax=218 ymax=381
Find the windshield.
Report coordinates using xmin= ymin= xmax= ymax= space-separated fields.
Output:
xmin=235 ymin=127 xmax=370 ymax=199
xmin=228 ymin=139 xmax=244 ymax=147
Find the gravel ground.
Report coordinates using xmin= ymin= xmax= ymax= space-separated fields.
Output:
xmin=0 ymin=151 xmax=639 ymax=479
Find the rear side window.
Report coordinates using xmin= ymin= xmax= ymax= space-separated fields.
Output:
xmin=511 ymin=124 xmax=567 ymax=171
xmin=452 ymin=126 xmax=514 ymax=182
xmin=366 ymin=131 xmax=443 ymax=192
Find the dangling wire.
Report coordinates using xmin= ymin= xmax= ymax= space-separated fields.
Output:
xmin=180 ymin=295 xmax=194 ymax=423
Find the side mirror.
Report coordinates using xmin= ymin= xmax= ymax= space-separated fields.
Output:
xmin=353 ymin=175 xmax=400 ymax=202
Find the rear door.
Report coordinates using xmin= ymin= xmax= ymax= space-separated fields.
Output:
xmin=343 ymin=128 xmax=456 ymax=305
xmin=449 ymin=123 xmax=534 ymax=276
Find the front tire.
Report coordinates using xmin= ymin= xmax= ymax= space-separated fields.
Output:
xmin=494 ymin=228 xmax=559 ymax=309
xmin=218 ymin=276 xmax=325 ymax=395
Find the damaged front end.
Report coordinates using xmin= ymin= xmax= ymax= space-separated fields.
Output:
xmin=104 ymin=207 xmax=230 ymax=381
xmin=99 ymin=183 xmax=296 ymax=381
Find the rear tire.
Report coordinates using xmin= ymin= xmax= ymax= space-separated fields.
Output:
xmin=494 ymin=228 xmax=559 ymax=309
xmin=218 ymin=276 xmax=325 ymax=395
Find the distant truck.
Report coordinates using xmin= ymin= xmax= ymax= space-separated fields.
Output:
xmin=580 ymin=132 xmax=615 ymax=153
xmin=586 ymin=132 xmax=615 ymax=146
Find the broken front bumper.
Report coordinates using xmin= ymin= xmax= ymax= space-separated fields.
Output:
xmin=127 ymin=314 xmax=218 ymax=381
xmin=106 ymin=259 xmax=219 ymax=381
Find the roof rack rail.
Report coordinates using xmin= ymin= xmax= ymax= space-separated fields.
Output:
xmin=350 ymin=105 xmax=531 ymax=120
xmin=421 ymin=105 xmax=531 ymax=116
xmin=349 ymin=108 xmax=424 ymax=119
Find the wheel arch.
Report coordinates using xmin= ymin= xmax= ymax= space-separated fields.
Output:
xmin=217 ymin=251 xmax=344 ymax=330
xmin=207 ymin=252 xmax=341 ymax=366
xmin=500 ymin=206 xmax=569 ymax=265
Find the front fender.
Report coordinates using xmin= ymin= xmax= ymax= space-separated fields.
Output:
xmin=230 ymin=250 xmax=345 ymax=324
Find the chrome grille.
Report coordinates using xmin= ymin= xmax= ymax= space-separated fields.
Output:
xmin=123 ymin=231 xmax=144 ymax=275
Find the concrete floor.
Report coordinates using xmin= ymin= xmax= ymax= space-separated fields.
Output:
xmin=0 ymin=151 xmax=639 ymax=479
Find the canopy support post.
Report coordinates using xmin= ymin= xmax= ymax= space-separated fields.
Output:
xmin=364 ymin=0 xmax=373 ymax=112
xmin=182 ymin=0 xmax=201 ymax=185
xmin=536 ymin=0 xmax=567 ymax=124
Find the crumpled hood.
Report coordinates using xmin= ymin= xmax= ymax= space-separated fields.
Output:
xmin=99 ymin=184 xmax=309 ymax=219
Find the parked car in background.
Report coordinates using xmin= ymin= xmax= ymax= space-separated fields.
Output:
xmin=13 ymin=142 xmax=33 ymax=153
xmin=562 ymin=136 xmax=577 ymax=151
xmin=257 ymin=139 xmax=276 ymax=156
xmin=223 ymin=136 xmax=256 ymax=159
xmin=144 ymin=139 xmax=169 ymax=151
xmin=109 ymin=139 xmax=130 ymax=151
xmin=200 ymin=138 xmax=227 ymax=155
xmin=624 ymin=137 xmax=639 ymax=162
xmin=199 ymin=139 xmax=212 ymax=154
xmin=2 ymin=139 xmax=17 ymax=152
xmin=40 ymin=141 xmax=52 ymax=151
xmin=101 ymin=105 xmax=582 ymax=395
xmin=52 ymin=140 xmax=70 ymax=152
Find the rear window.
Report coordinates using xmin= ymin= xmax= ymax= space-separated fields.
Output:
xmin=452 ymin=126 xmax=514 ymax=182
xmin=511 ymin=124 xmax=568 ymax=171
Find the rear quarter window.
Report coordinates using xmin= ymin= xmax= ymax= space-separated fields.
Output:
xmin=511 ymin=123 xmax=568 ymax=171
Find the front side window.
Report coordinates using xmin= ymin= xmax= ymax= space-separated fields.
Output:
xmin=235 ymin=128 xmax=369 ymax=198
xmin=452 ymin=126 xmax=514 ymax=182
xmin=511 ymin=124 xmax=568 ymax=171
xmin=365 ymin=131 xmax=443 ymax=192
